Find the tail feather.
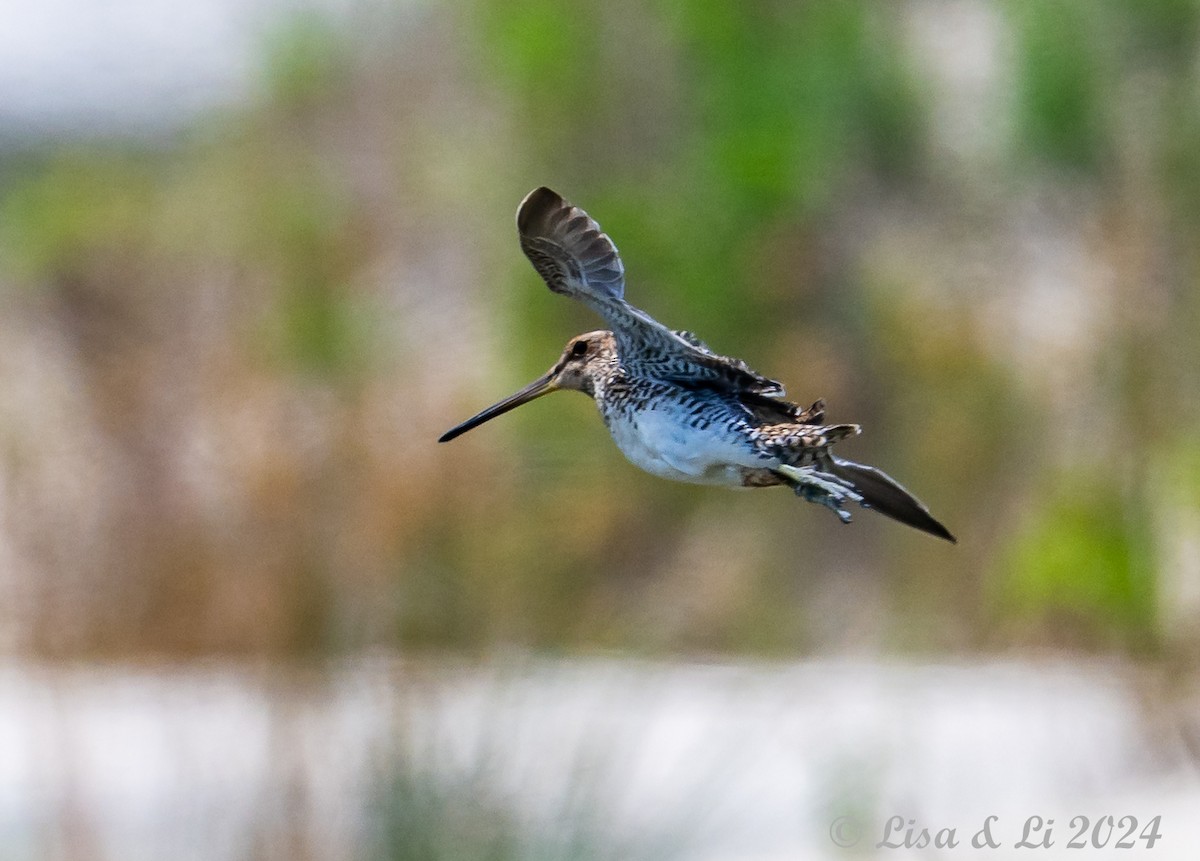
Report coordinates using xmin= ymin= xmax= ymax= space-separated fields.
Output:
xmin=822 ymin=455 xmax=956 ymax=543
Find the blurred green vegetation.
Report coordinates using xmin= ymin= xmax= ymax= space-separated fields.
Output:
xmin=992 ymin=473 xmax=1158 ymax=651
xmin=366 ymin=737 xmax=695 ymax=861
xmin=0 ymin=0 xmax=1198 ymax=662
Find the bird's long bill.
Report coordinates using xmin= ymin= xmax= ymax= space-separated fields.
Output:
xmin=437 ymin=373 xmax=558 ymax=443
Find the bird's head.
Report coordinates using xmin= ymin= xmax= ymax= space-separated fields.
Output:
xmin=438 ymin=330 xmax=616 ymax=443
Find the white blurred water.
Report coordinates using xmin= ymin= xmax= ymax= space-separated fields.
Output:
xmin=0 ymin=657 xmax=1196 ymax=860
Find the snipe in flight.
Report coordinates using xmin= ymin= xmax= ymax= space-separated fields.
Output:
xmin=439 ymin=187 xmax=955 ymax=542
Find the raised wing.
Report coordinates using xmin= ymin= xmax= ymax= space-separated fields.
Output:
xmin=516 ymin=187 xmax=784 ymax=396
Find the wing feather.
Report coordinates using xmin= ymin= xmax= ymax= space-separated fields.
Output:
xmin=516 ymin=187 xmax=784 ymax=396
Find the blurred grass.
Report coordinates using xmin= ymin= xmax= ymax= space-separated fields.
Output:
xmin=0 ymin=0 xmax=1197 ymax=662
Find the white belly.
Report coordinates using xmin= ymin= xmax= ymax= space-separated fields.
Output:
xmin=603 ymin=407 xmax=777 ymax=487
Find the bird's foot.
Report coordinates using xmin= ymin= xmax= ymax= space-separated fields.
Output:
xmin=777 ymin=464 xmax=863 ymax=524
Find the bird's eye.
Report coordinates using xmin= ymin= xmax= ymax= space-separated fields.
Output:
xmin=571 ymin=340 xmax=589 ymax=357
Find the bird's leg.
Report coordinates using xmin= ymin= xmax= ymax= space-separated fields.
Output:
xmin=775 ymin=464 xmax=863 ymax=524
